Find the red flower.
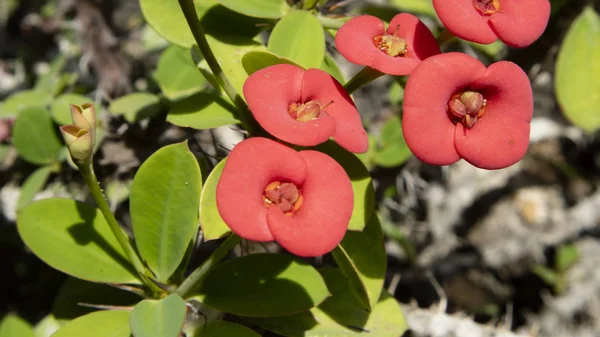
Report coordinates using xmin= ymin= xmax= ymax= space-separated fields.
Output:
xmin=334 ymin=14 xmax=440 ymax=75
xmin=243 ymin=64 xmax=368 ymax=154
xmin=433 ymin=0 xmax=550 ymax=48
xmin=216 ymin=137 xmax=353 ymax=257
xmin=402 ymin=52 xmax=532 ymax=170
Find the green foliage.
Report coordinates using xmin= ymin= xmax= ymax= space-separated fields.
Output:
xmin=268 ymin=10 xmax=325 ymax=69
xmin=153 ymin=45 xmax=208 ymax=101
xmin=194 ymin=321 xmax=261 ymax=337
xmin=313 ymin=141 xmax=375 ymax=231
xmin=199 ymin=159 xmax=231 ymax=241
xmin=252 ymin=268 xmax=408 ymax=337
xmin=219 ymin=0 xmax=290 ymax=19
xmin=17 ymin=198 xmax=140 ymax=283
xmin=17 ymin=165 xmax=56 ymax=211
xmin=374 ymin=116 xmax=412 ymax=168
xmin=242 ymin=51 xmax=302 ymax=76
xmin=51 ymin=310 xmax=130 ymax=337
xmin=139 ymin=0 xmax=201 ymax=47
xmin=556 ymin=7 xmax=600 ymax=132
xmin=193 ymin=253 xmax=329 ymax=317
xmin=556 ymin=243 xmax=580 ymax=273
xmin=0 ymin=90 xmax=52 ymax=117
xmin=108 ymin=92 xmax=162 ymax=123
xmin=167 ymin=93 xmax=240 ymax=130
xmin=130 ymin=294 xmax=187 ymax=337
xmin=12 ymin=106 xmax=63 ymax=165
xmin=332 ymin=215 xmax=386 ymax=310
xmin=389 ymin=0 xmax=436 ymax=17
xmin=130 ymin=142 xmax=202 ymax=282
xmin=321 ymin=54 xmax=345 ymax=84
xmin=51 ymin=94 xmax=92 ymax=126
xmin=0 ymin=315 xmax=35 ymax=337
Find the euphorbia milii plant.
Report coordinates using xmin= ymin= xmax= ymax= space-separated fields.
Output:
xmin=243 ymin=64 xmax=368 ymax=154
xmin=216 ymin=137 xmax=353 ymax=257
xmin=402 ymin=52 xmax=533 ymax=170
xmin=433 ymin=0 xmax=551 ymax=47
xmin=335 ymin=13 xmax=440 ymax=75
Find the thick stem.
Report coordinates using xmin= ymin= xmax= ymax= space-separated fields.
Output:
xmin=176 ymin=233 xmax=242 ymax=298
xmin=177 ymin=0 xmax=258 ymax=135
xmin=78 ymin=163 xmax=163 ymax=296
xmin=343 ymin=66 xmax=384 ymax=95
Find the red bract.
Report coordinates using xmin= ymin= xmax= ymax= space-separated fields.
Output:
xmin=216 ymin=137 xmax=353 ymax=257
xmin=334 ymin=14 xmax=440 ymax=75
xmin=402 ymin=52 xmax=533 ymax=170
xmin=243 ymin=64 xmax=368 ymax=154
xmin=433 ymin=0 xmax=550 ymax=48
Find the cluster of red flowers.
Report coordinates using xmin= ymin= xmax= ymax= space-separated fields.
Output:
xmin=216 ymin=2 xmax=549 ymax=256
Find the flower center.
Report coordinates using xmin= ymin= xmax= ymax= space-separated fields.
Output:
xmin=447 ymin=90 xmax=487 ymax=129
xmin=473 ymin=0 xmax=500 ymax=15
xmin=373 ymin=25 xmax=407 ymax=57
xmin=288 ymin=100 xmax=332 ymax=122
xmin=263 ymin=181 xmax=304 ymax=215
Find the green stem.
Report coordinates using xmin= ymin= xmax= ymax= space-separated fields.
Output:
xmin=176 ymin=233 xmax=242 ymax=298
xmin=437 ymin=28 xmax=457 ymax=46
xmin=78 ymin=163 xmax=163 ymax=296
xmin=178 ymin=0 xmax=258 ymax=135
xmin=343 ymin=66 xmax=385 ymax=95
xmin=316 ymin=14 xmax=351 ymax=30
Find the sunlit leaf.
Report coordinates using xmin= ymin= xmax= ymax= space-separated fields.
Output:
xmin=167 ymin=92 xmax=240 ymax=130
xmin=268 ymin=11 xmax=325 ymax=69
xmin=12 ymin=107 xmax=62 ymax=165
xmin=130 ymin=294 xmax=186 ymax=337
xmin=51 ymin=310 xmax=130 ymax=337
xmin=199 ymin=159 xmax=231 ymax=241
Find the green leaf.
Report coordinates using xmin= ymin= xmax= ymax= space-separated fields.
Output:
xmin=389 ymin=0 xmax=436 ymax=17
xmin=131 ymin=141 xmax=202 ymax=282
xmin=17 ymin=198 xmax=140 ymax=283
xmin=194 ymin=253 xmax=329 ymax=317
xmin=556 ymin=243 xmax=580 ymax=273
xmin=268 ymin=11 xmax=325 ymax=69
xmin=108 ymin=92 xmax=162 ymax=123
xmin=320 ymin=54 xmax=345 ymax=84
xmin=153 ymin=45 xmax=207 ymax=101
xmin=374 ymin=116 xmax=412 ymax=168
xmin=167 ymin=92 xmax=240 ymax=130
xmin=0 ymin=90 xmax=52 ymax=117
xmin=252 ymin=268 xmax=408 ymax=337
xmin=556 ymin=7 xmax=600 ymax=132
xmin=12 ymin=106 xmax=62 ymax=165
xmin=33 ymin=314 xmax=61 ymax=337
xmin=35 ymin=54 xmax=68 ymax=96
xmin=130 ymin=294 xmax=187 ymax=337
xmin=332 ymin=215 xmax=386 ymax=311
xmin=200 ymin=159 xmax=231 ymax=241
xmin=17 ymin=165 xmax=56 ymax=211
xmin=313 ymin=141 xmax=375 ymax=231
xmin=51 ymin=310 xmax=130 ymax=337
xmin=52 ymin=277 xmax=141 ymax=323
xmin=219 ymin=0 xmax=290 ymax=19
xmin=0 ymin=315 xmax=35 ymax=337
xmin=195 ymin=321 xmax=260 ymax=337
xmin=51 ymin=94 xmax=93 ymax=126
xmin=533 ymin=265 xmax=559 ymax=286
xmin=139 ymin=0 xmax=203 ymax=47
xmin=242 ymin=51 xmax=302 ymax=76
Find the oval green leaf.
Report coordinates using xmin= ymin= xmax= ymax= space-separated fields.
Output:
xmin=331 ymin=215 xmax=386 ymax=311
xmin=0 ymin=90 xmax=52 ymax=117
xmin=194 ymin=321 xmax=261 ymax=337
xmin=51 ymin=310 xmax=130 ymax=337
xmin=268 ymin=10 xmax=325 ymax=69
xmin=199 ymin=159 xmax=231 ymax=241
xmin=320 ymin=53 xmax=345 ymax=84
xmin=139 ymin=0 xmax=199 ymax=47
xmin=252 ymin=268 xmax=408 ymax=337
xmin=51 ymin=94 xmax=93 ymax=126
xmin=17 ymin=198 xmax=140 ymax=283
xmin=556 ymin=7 xmax=600 ymax=132
xmin=153 ymin=45 xmax=207 ymax=101
xmin=242 ymin=51 xmax=302 ymax=76
xmin=314 ymin=141 xmax=375 ymax=231
xmin=219 ymin=0 xmax=290 ymax=19
xmin=167 ymin=92 xmax=240 ymax=130
xmin=0 ymin=315 xmax=35 ymax=337
xmin=194 ymin=253 xmax=329 ymax=317
xmin=130 ymin=294 xmax=186 ymax=337
xmin=108 ymin=92 xmax=161 ymax=123
xmin=52 ymin=277 xmax=141 ymax=323
xmin=131 ymin=141 xmax=202 ymax=282
xmin=374 ymin=116 xmax=412 ymax=168
xmin=34 ymin=314 xmax=61 ymax=337
xmin=12 ymin=106 xmax=63 ymax=165
xmin=17 ymin=165 xmax=55 ymax=211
